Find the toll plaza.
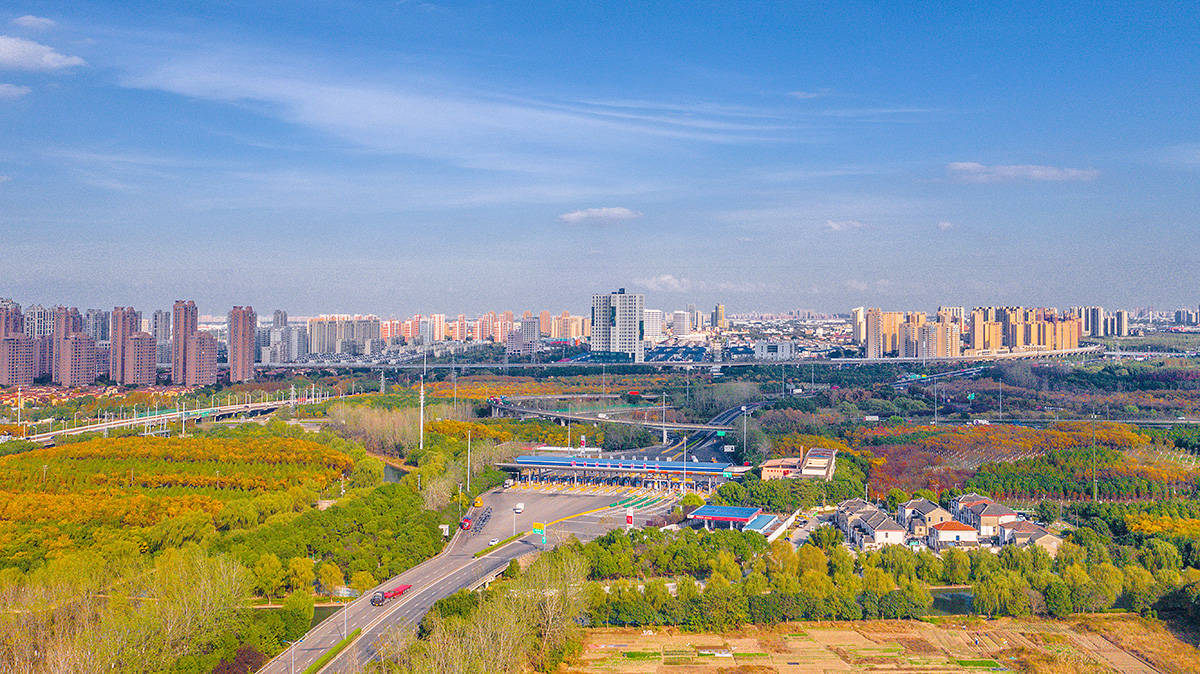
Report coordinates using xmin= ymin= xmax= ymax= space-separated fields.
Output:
xmin=498 ymin=455 xmax=753 ymax=492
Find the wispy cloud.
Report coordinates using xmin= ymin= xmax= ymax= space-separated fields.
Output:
xmin=0 ymin=35 xmax=84 ymax=71
xmin=788 ymin=88 xmax=830 ymax=100
xmin=557 ymin=206 xmax=642 ymax=225
xmin=824 ymin=219 xmax=866 ymax=231
xmin=0 ymin=175 xmax=10 ymax=184
xmin=844 ymin=278 xmax=892 ymax=292
xmin=636 ymin=274 xmax=692 ymax=292
xmin=947 ymin=162 xmax=1099 ymax=183
xmin=937 ymin=220 xmax=954 ymax=231
xmin=120 ymin=49 xmax=805 ymax=171
xmin=11 ymin=15 xmax=57 ymax=30
xmin=1161 ymin=143 xmax=1200 ymax=167
xmin=0 ymin=82 xmax=30 ymax=99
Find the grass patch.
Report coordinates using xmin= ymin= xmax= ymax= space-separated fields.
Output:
xmin=473 ymin=531 xmax=527 ymax=557
xmin=956 ymin=659 xmax=1002 ymax=668
xmin=735 ymin=652 xmax=769 ymax=658
xmin=303 ymin=627 xmax=361 ymax=674
xmin=620 ymin=650 xmax=660 ymax=660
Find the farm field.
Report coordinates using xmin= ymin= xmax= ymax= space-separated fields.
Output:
xmin=567 ymin=615 xmax=1198 ymax=673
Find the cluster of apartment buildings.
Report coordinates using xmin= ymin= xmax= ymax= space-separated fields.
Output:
xmin=0 ymin=298 xmax=256 ymax=388
xmin=850 ymin=305 xmax=1130 ymax=359
xmin=834 ymin=493 xmax=1061 ymax=556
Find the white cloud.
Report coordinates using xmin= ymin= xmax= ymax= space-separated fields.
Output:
xmin=947 ymin=161 xmax=1099 ymax=183
xmin=824 ymin=219 xmax=866 ymax=231
xmin=11 ymin=15 xmax=56 ymax=30
xmin=0 ymin=35 xmax=85 ymax=71
xmin=557 ymin=206 xmax=642 ymax=225
xmin=937 ymin=220 xmax=954 ymax=231
xmin=118 ymin=49 xmax=808 ymax=172
xmin=0 ymin=175 xmax=9 ymax=184
xmin=845 ymin=278 xmax=892 ymax=292
xmin=0 ymin=82 xmax=30 ymax=98
xmin=636 ymin=274 xmax=692 ymax=293
xmin=788 ymin=88 xmax=830 ymax=99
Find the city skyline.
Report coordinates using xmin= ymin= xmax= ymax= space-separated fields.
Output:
xmin=2 ymin=3 xmax=1198 ymax=312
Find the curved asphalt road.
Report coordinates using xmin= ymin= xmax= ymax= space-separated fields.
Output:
xmin=262 ymin=488 xmax=677 ymax=673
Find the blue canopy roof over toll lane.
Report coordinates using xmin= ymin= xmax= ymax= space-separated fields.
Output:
xmin=687 ymin=505 xmax=762 ymax=524
xmin=511 ymin=455 xmax=735 ymax=475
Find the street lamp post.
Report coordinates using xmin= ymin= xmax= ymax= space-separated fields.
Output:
xmin=741 ymin=405 xmax=748 ymax=456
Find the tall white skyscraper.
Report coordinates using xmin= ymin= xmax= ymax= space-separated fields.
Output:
xmin=672 ymin=310 xmax=690 ymax=335
xmin=643 ymin=309 xmax=664 ymax=342
xmin=591 ymin=288 xmax=645 ymax=362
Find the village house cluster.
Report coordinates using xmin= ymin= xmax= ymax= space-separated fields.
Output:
xmin=835 ymin=493 xmax=1062 ymax=556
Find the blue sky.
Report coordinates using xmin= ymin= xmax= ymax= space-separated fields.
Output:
xmin=1 ymin=2 xmax=1198 ymax=316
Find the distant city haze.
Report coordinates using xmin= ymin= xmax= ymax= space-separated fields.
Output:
xmin=2 ymin=4 xmax=1198 ymax=311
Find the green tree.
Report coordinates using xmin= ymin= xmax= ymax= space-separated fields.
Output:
xmin=809 ymin=525 xmax=844 ymax=551
xmin=1044 ymin=579 xmax=1073 ymax=617
xmin=317 ymin=562 xmax=344 ymax=595
xmin=254 ymin=553 xmax=284 ymax=601
xmin=943 ymin=548 xmax=971 ymax=585
xmin=286 ymin=557 xmax=315 ymax=593
xmin=680 ymin=492 xmax=705 ymax=508
xmin=885 ymin=488 xmax=909 ymax=511
xmin=280 ymin=590 xmax=315 ymax=639
xmin=1036 ymin=500 xmax=1062 ymax=525
xmin=350 ymin=570 xmax=375 ymax=595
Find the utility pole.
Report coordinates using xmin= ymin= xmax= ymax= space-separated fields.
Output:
xmin=999 ymin=379 xmax=1003 ymax=421
xmin=419 ymin=375 xmax=425 ymax=452
xmin=379 ymin=370 xmax=385 ymax=394
xmin=466 ymin=429 xmax=471 ymax=494
xmin=661 ymin=393 xmax=667 ymax=445
xmin=933 ymin=380 xmax=939 ymax=425
xmin=742 ymin=405 xmax=748 ymax=457
xmin=1091 ymin=412 xmax=1098 ymax=502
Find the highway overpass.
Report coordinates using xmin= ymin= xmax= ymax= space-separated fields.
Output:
xmin=21 ymin=388 xmax=350 ymax=445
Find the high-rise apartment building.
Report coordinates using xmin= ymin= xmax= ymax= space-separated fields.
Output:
xmin=1115 ymin=310 xmax=1129 ymax=337
xmin=272 ymin=309 xmax=288 ymax=329
xmin=506 ymin=320 xmax=541 ymax=358
xmin=307 ymin=315 xmax=381 ymax=353
xmin=83 ymin=308 xmax=109 ymax=342
xmin=51 ymin=306 xmax=83 ymax=384
xmin=864 ymin=308 xmax=904 ymax=358
xmin=643 ymin=309 xmax=664 ymax=342
xmin=429 ymin=314 xmax=446 ymax=342
xmin=851 ymin=307 xmax=866 ymax=345
xmin=185 ymin=332 xmax=218 ymax=386
xmin=591 ymin=289 xmax=645 ymax=362
xmin=0 ymin=334 xmax=34 ymax=386
xmin=123 ymin=332 xmax=157 ymax=386
xmin=151 ymin=310 xmax=171 ymax=343
xmin=172 ymin=300 xmax=199 ymax=384
xmin=227 ymin=306 xmax=257 ymax=383
xmin=56 ymin=332 xmax=95 ymax=388
xmin=539 ymin=310 xmax=552 ymax=336
xmin=0 ymin=299 xmax=22 ymax=339
xmin=711 ymin=304 xmax=727 ymax=330
xmin=109 ymin=307 xmax=139 ymax=383
xmin=23 ymin=305 xmax=54 ymax=338
xmin=672 ymin=310 xmax=690 ymax=335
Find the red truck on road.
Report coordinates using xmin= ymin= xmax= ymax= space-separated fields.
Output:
xmin=369 ymin=585 xmax=412 ymax=606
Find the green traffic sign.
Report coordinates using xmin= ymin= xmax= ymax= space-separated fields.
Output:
xmin=716 ymin=431 xmax=726 ymax=437
xmin=722 ymin=471 xmax=732 ymax=479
